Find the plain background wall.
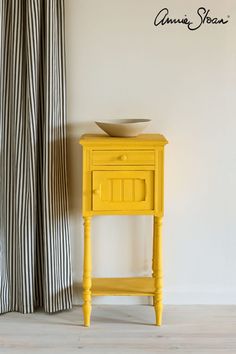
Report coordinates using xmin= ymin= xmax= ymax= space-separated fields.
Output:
xmin=65 ymin=0 xmax=236 ymax=304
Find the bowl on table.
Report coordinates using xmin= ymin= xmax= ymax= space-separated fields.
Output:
xmin=95 ymin=119 xmax=151 ymax=137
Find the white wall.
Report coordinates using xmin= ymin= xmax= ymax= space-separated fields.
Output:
xmin=65 ymin=0 xmax=236 ymax=304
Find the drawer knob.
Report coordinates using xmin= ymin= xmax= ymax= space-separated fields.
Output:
xmin=120 ymin=154 xmax=127 ymax=161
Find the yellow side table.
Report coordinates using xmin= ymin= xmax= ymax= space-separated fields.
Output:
xmin=79 ymin=134 xmax=168 ymax=327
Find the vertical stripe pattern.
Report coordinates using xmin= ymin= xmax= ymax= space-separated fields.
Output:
xmin=0 ymin=0 xmax=73 ymax=314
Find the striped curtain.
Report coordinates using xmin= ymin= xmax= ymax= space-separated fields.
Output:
xmin=0 ymin=0 xmax=73 ymax=313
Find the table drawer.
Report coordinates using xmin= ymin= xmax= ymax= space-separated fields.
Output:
xmin=92 ymin=150 xmax=155 ymax=166
xmin=92 ymin=170 xmax=154 ymax=211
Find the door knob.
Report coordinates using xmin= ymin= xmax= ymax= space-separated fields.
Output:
xmin=93 ymin=189 xmax=101 ymax=196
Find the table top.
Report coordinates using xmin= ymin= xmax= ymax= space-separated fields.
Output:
xmin=79 ymin=134 xmax=168 ymax=146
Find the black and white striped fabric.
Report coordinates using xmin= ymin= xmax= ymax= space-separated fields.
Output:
xmin=0 ymin=0 xmax=73 ymax=313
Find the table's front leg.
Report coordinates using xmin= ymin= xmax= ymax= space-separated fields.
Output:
xmin=154 ymin=216 xmax=163 ymax=326
xmin=152 ymin=217 xmax=157 ymax=306
xmin=83 ymin=216 xmax=92 ymax=327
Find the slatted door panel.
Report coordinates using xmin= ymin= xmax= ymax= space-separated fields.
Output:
xmin=92 ymin=171 xmax=154 ymax=211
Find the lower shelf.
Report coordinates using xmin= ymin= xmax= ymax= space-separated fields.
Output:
xmin=91 ymin=277 xmax=155 ymax=296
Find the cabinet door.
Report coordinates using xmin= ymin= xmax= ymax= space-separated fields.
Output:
xmin=92 ymin=171 xmax=154 ymax=211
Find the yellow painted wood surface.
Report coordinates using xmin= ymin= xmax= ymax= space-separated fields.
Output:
xmin=92 ymin=149 xmax=155 ymax=165
xmin=92 ymin=170 xmax=154 ymax=211
xmin=83 ymin=217 xmax=92 ymax=327
xmin=80 ymin=134 xmax=168 ymax=146
xmin=79 ymin=134 xmax=168 ymax=326
xmin=92 ymin=277 xmax=155 ymax=296
xmin=154 ymin=216 xmax=163 ymax=326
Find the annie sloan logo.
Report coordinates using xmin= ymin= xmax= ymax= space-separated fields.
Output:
xmin=154 ymin=7 xmax=230 ymax=31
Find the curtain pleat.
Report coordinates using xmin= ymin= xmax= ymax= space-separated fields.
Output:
xmin=0 ymin=0 xmax=73 ymax=314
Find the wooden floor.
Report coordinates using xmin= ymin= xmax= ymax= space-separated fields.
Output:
xmin=0 ymin=305 xmax=236 ymax=353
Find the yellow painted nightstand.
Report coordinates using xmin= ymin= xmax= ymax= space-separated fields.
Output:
xmin=79 ymin=134 xmax=168 ymax=327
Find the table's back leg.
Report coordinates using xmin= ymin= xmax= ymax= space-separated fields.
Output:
xmin=153 ymin=216 xmax=163 ymax=326
xmin=83 ymin=216 xmax=92 ymax=327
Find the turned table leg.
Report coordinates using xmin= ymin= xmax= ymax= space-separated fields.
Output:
xmin=153 ymin=216 xmax=163 ymax=326
xmin=152 ymin=217 xmax=156 ymax=306
xmin=83 ymin=216 xmax=92 ymax=327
